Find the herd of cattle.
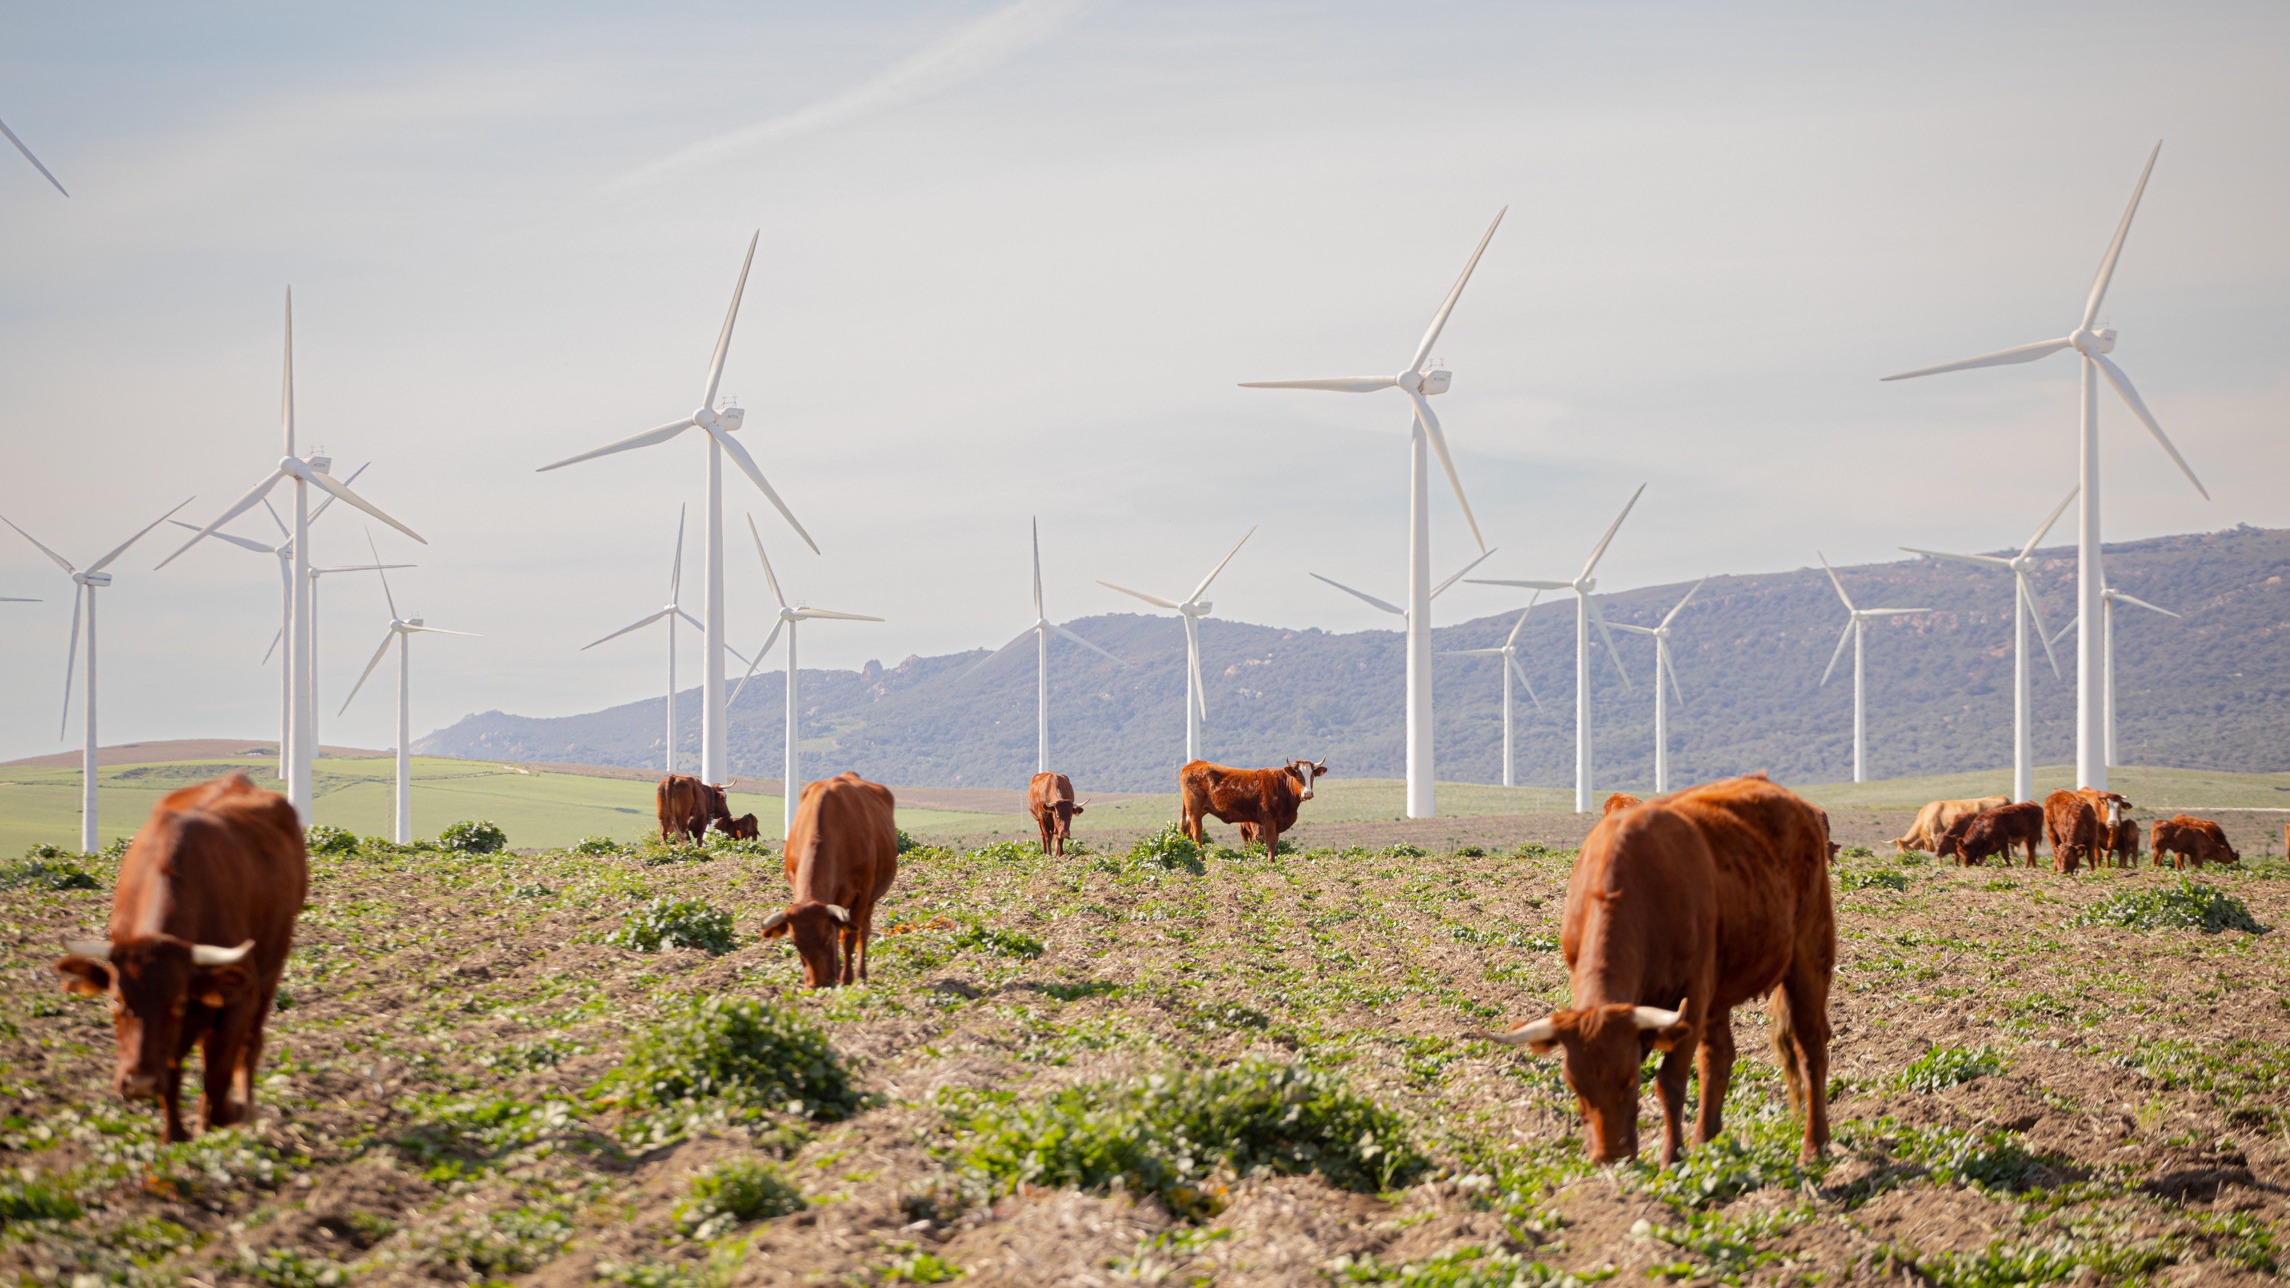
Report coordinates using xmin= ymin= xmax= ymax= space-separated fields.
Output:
xmin=35 ymin=757 xmax=2250 ymax=1174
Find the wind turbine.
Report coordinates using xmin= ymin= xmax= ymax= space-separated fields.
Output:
xmin=1608 ymin=578 xmax=1706 ymax=794
xmin=2048 ymin=585 xmax=2181 ymax=768
xmin=581 ymin=506 xmax=703 ymax=776
xmin=2 ymin=499 xmax=193 ymax=851
xmin=305 ymin=559 xmax=413 ymax=754
xmin=1441 ymin=597 xmax=1545 ymax=789
xmin=1902 ymin=489 xmax=2075 ymax=802
xmin=1470 ymin=484 xmax=1645 ymax=813
xmin=1882 ymin=141 xmax=2205 ymax=792
xmin=538 ymin=231 xmax=816 ymax=792
xmin=1816 ymin=555 xmax=1933 ymax=784
xmin=1312 ymin=547 xmax=1495 ymax=775
xmin=732 ymin=516 xmax=880 ymax=836
xmin=965 ymin=519 xmax=1123 ymax=775
xmin=1242 ymin=208 xmax=1504 ymax=819
xmin=0 ymin=113 xmax=68 ymax=196
xmin=339 ymin=542 xmax=478 ymax=843
xmin=1098 ymin=526 xmax=1256 ymax=764
xmin=160 ymin=290 xmax=426 ymax=819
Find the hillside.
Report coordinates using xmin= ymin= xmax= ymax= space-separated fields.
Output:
xmin=417 ymin=525 xmax=2290 ymax=793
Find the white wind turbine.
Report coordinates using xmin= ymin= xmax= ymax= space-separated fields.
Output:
xmin=2 ymin=499 xmax=193 ymax=851
xmin=1902 ymin=489 xmax=2076 ymax=803
xmin=965 ymin=519 xmax=1123 ymax=775
xmin=1441 ymin=598 xmax=1545 ymax=790
xmin=1312 ymin=546 xmax=1495 ymax=775
xmin=581 ymin=506 xmax=704 ymax=776
xmin=1883 ymin=141 xmax=2205 ymax=793
xmin=305 ymin=558 xmax=414 ymax=756
xmin=1242 ymin=209 xmax=1504 ymax=819
xmin=733 ymin=516 xmax=881 ymax=836
xmin=1470 ymin=484 xmax=1645 ymax=813
xmin=339 ymin=542 xmax=478 ymax=843
xmin=539 ymin=231 xmax=816 ymax=792
xmin=0 ymin=113 xmax=68 ymax=196
xmin=1816 ymin=555 xmax=1933 ymax=784
xmin=160 ymin=290 xmax=426 ymax=819
xmin=1098 ymin=526 xmax=1256 ymax=765
xmin=1608 ymin=578 xmax=1706 ymax=794
xmin=2048 ymin=585 xmax=2181 ymax=767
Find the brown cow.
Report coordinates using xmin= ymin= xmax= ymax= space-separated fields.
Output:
xmin=1602 ymin=792 xmax=1643 ymax=816
xmin=1028 ymin=772 xmax=1086 ymax=856
xmin=53 ymin=774 xmax=307 ymax=1143
xmin=1478 ymin=774 xmax=1835 ymax=1165
xmin=1893 ymin=796 xmax=2009 ymax=854
xmin=2151 ymin=815 xmax=2238 ymax=870
xmin=1178 ymin=758 xmax=1326 ymax=856
xmin=761 ymin=772 xmax=898 ymax=988
xmin=720 ymin=813 xmax=761 ymax=842
xmin=2073 ymin=790 xmax=2135 ymax=867
xmin=2105 ymin=817 xmax=2141 ymax=867
xmin=1938 ymin=801 xmax=2045 ymax=868
xmin=656 ymin=774 xmax=729 ymax=843
xmin=2042 ymin=790 xmax=2100 ymax=873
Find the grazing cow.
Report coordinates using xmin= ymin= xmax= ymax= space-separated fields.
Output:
xmin=2042 ymin=790 xmax=2101 ymax=873
xmin=53 ymin=774 xmax=307 ymax=1143
xmin=1602 ymin=792 xmax=1643 ymax=816
xmin=1938 ymin=802 xmax=2045 ymax=868
xmin=2151 ymin=815 xmax=2239 ymax=870
xmin=1028 ymin=772 xmax=1086 ymax=857
xmin=720 ymin=813 xmax=761 ymax=842
xmin=1178 ymin=758 xmax=1327 ymax=856
xmin=1893 ymin=796 xmax=2009 ymax=854
xmin=1478 ymin=774 xmax=1835 ymax=1165
xmin=656 ymin=774 xmax=729 ymax=844
xmin=762 ymin=772 xmax=899 ymax=988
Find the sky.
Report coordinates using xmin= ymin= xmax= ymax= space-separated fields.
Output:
xmin=2 ymin=0 xmax=2287 ymax=764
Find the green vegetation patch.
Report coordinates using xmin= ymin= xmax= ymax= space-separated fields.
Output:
xmin=1898 ymin=1045 xmax=2005 ymax=1093
xmin=1836 ymin=867 xmax=1910 ymax=891
xmin=0 ymin=854 xmax=102 ymax=891
xmin=2075 ymin=878 xmax=2263 ymax=934
xmin=303 ymin=824 xmax=359 ymax=855
xmin=1328 ymin=1246 xmax=1580 ymax=1286
xmin=600 ymin=995 xmax=858 ymax=1120
xmin=438 ymin=819 xmax=509 ymax=854
xmin=968 ymin=839 xmax=1040 ymax=863
xmin=948 ymin=921 xmax=1045 ymax=959
xmin=674 ymin=1156 xmax=806 ymax=1238
xmin=608 ymin=897 xmax=738 ymax=955
xmin=1127 ymin=824 xmax=1205 ymax=873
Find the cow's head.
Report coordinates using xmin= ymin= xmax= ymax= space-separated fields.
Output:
xmin=1480 ymin=999 xmax=1690 ymax=1162
xmin=760 ymin=902 xmax=851 ymax=988
xmin=706 ymin=783 xmax=734 ymax=822
xmin=721 ymin=813 xmax=760 ymax=841
xmin=54 ymin=937 xmax=256 ymax=1101
xmin=1286 ymin=759 xmax=1328 ymax=801
xmin=1051 ymin=797 xmax=1086 ymax=835
xmin=1935 ymin=817 xmax=1969 ymax=859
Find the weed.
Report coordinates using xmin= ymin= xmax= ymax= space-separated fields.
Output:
xmin=571 ymin=835 xmax=624 ymax=855
xmin=1328 ymin=1245 xmax=1587 ymax=1285
xmin=641 ymin=841 xmax=716 ymax=865
xmin=878 ymin=1248 xmax=966 ymax=1283
xmin=479 ymin=1036 xmax=586 ymax=1073
xmin=674 ymin=1157 xmax=805 ymax=1238
xmin=1841 ymin=1120 xmax=2060 ymax=1197
xmin=1129 ymin=824 xmax=1205 ymax=873
xmin=1836 ymin=867 xmax=1909 ymax=891
xmin=968 ymin=839 xmax=1039 ymax=863
xmin=393 ymin=1096 xmax=600 ymax=1180
xmin=895 ymin=828 xmax=919 ymax=854
xmin=1454 ymin=844 xmax=1487 ymax=858
xmin=600 ymin=995 xmax=858 ymax=1119
xmin=1838 ymin=844 xmax=1876 ymax=860
xmin=304 ymin=824 xmax=359 ymax=855
xmin=406 ymin=1205 xmax=575 ymax=1278
xmin=608 ymin=897 xmax=739 ymax=954
xmin=1898 ymin=1045 xmax=2005 ymax=1092
xmin=2114 ymin=1037 xmax=2290 ymax=1128
xmin=1513 ymin=842 xmax=1553 ymax=858
xmin=0 ymin=1175 xmax=83 ymax=1222
xmin=948 ymin=921 xmax=1044 ymax=959
xmin=0 ymin=855 xmax=102 ymax=891
xmin=438 ymin=819 xmax=509 ymax=854
xmin=1382 ymin=842 xmax=1428 ymax=858
xmin=1629 ymin=1110 xmax=1824 ymax=1209
xmin=1868 ymin=1233 xmax=2172 ymax=1286
xmin=2076 ymin=878 xmax=2264 ymax=934
xmin=238 ymin=1247 xmax=348 ymax=1287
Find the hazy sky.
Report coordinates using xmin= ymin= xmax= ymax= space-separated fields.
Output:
xmin=3 ymin=1 xmax=2287 ymax=764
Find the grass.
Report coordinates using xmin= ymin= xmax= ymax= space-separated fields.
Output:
xmin=2075 ymin=878 xmax=2266 ymax=933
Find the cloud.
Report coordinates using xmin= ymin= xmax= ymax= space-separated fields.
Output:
xmin=605 ymin=0 xmax=1090 ymax=192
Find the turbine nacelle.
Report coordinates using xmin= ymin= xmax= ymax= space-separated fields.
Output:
xmin=73 ymin=571 xmax=112 ymax=588
xmin=696 ymin=405 xmax=746 ymax=433
xmin=2069 ymin=326 xmax=2117 ymax=357
xmin=1395 ymin=368 xmax=1452 ymax=396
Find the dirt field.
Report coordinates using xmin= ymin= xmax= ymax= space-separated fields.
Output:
xmin=3 ymin=803 xmax=2285 ymax=1286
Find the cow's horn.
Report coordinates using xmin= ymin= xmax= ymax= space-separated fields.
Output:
xmin=191 ymin=940 xmax=255 ymax=967
xmin=64 ymin=938 xmax=111 ymax=962
xmin=1631 ymin=999 xmax=1688 ymax=1031
xmin=824 ymin=904 xmax=851 ymax=924
xmin=760 ymin=909 xmax=790 ymax=931
xmin=1479 ymin=1016 xmax=1558 ymax=1047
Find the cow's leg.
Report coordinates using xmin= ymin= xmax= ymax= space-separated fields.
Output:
xmin=159 ymin=1057 xmax=190 ymax=1143
xmin=1690 ymin=1015 xmax=1735 ymax=1151
xmin=1773 ymin=960 xmax=1833 ymax=1161
xmin=854 ymin=903 xmax=877 ymax=982
xmin=838 ymin=921 xmax=860 ymax=987
xmin=1652 ymin=1038 xmax=1693 ymax=1166
xmin=1037 ymin=814 xmax=1053 ymax=856
xmin=1259 ymin=822 xmax=1278 ymax=858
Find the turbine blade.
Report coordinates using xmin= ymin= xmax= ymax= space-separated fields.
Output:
xmin=2112 ymin=591 xmax=2179 ymax=619
xmin=1031 ymin=517 xmax=1044 ymax=620
xmin=1901 ymin=546 xmax=2012 ymax=570
xmin=1881 ymin=337 xmax=2072 ymax=382
xmin=2093 ymin=352 xmax=2208 ymax=500
xmin=1588 ymin=597 xmax=1631 ymax=692
xmin=671 ymin=504 xmax=688 ymax=603
xmin=791 ymin=608 xmax=882 ymax=622
xmin=581 ymin=607 xmax=675 ymax=650
xmin=745 ymin=513 xmax=788 ymax=609
xmin=261 ymin=623 xmax=284 ymax=666
xmin=1431 ymin=547 xmax=1497 ymax=599
xmin=1409 ymin=390 xmax=1485 ymax=552
xmin=339 ymin=632 xmax=396 ymax=715
xmin=1099 ymin=581 xmax=1181 ymax=611
xmin=1817 ymin=552 xmax=1855 ymax=612
xmin=702 ymin=230 xmax=760 ymax=410
xmin=1310 ymin=572 xmax=1403 ymax=616
xmin=722 ymin=636 xmax=753 ymax=671
xmin=1442 ymin=647 xmax=1507 ymax=656
xmin=1663 ymin=647 xmax=1688 ymax=706
xmin=1237 ymin=376 xmax=1398 ymax=393
xmin=1510 ymin=654 xmax=1546 ymax=714
xmin=89 ymin=497 xmax=195 ymax=574
xmin=1469 ymin=577 xmax=1572 ymax=591
xmin=2022 ymin=487 xmax=2079 ymax=559
xmin=710 ymin=423 xmax=819 ymax=553
xmin=961 ymin=625 xmax=1038 ymax=682
xmin=1190 ymin=525 xmax=1257 ymax=602
xmin=1580 ymin=483 xmax=1646 ymax=581
xmin=288 ymin=463 xmax=426 ymax=544
xmin=2084 ymin=140 xmax=2162 ymax=331
xmin=676 ymin=608 xmax=707 ymax=634
xmin=0 ymin=512 xmax=77 ymax=574
xmin=169 ymin=520 xmax=271 ymax=554
xmin=59 ymin=586 xmax=81 ymax=739
xmin=2022 ymin=576 xmax=2062 ymax=681
xmin=0 ymin=114 xmax=69 ymax=196
xmin=305 ymin=461 xmax=370 ymax=528
xmin=1608 ymin=622 xmax=1656 ymax=635
xmin=731 ymin=619 xmax=787 ymax=705
xmin=1505 ymin=597 xmax=1537 ymax=648
xmin=1660 ymin=577 xmax=1706 ymax=629
xmin=261 ymin=495 xmax=289 ymax=538
xmin=404 ymin=625 xmax=479 ymax=636
xmin=1858 ymin=607 xmax=1932 ymax=617
xmin=536 ymin=417 xmax=696 ymax=472
xmin=281 ymin=288 xmax=295 ymax=457
xmin=1820 ymin=618 xmax=1853 ymax=686
xmin=1410 ymin=206 xmax=1507 ymax=373
xmin=1049 ymin=621 xmax=1123 ymax=664
xmin=366 ymin=529 xmax=400 ymax=621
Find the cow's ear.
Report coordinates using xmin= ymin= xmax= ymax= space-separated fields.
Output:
xmin=1070 ymin=803 xmax=1085 ymax=815
xmin=1647 ymin=1019 xmax=1694 ymax=1052
xmin=190 ymin=963 xmax=254 ymax=1009
xmin=55 ymin=956 xmax=112 ymax=997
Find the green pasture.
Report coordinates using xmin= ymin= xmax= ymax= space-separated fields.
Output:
xmin=0 ymin=756 xmax=1003 ymax=854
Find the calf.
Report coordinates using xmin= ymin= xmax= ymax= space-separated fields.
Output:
xmin=1479 ymin=774 xmax=1834 ymax=1165
xmin=2106 ymin=817 xmax=2141 ymax=867
xmin=1028 ymin=772 xmax=1086 ymax=857
xmin=2042 ymin=789 xmax=2100 ymax=874
xmin=656 ymin=774 xmax=729 ymax=843
xmin=1601 ymin=792 xmax=1643 ymax=816
xmin=1939 ymin=802 xmax=2044 ymax=868
xmin=1179 ymin=758 xmax=1326 ymax=856
xmin=53 ymin=774 xmax=307 ymax=1143
xmin=1894 ymin=796 xmax=2009 ymax=854
xmin=720 ymin=813 xmax=761 ymax=842
xmin=762 ymin=772 xmax=899 ymax=987
xmin=2151 ymin=815 xmax=2238 ymax=870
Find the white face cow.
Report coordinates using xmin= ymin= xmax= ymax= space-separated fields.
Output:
xmin=1286 ymin=758 xmax=1328 ymax=800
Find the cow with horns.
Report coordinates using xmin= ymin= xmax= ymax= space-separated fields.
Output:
xmin=1178 ymin=758 xmax=1326 ymax=856
xmin=656 ymin=774 xmax=730 ymax=844
xmin=761 ymin=772 xmax=899 ymax=988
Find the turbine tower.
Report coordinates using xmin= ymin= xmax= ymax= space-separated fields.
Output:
xmin=1311 ymin=547 xmax=1495 ymax=776
xmin=0 ymin=113 xmax=68 ymax=196
xmin=1099 ymin=526 xmax=1256 ymax=765
xmin=1608 ymin=579 xmax=1706 ymax=794
xmin=161 ymin=290 xmax=426 ymax=820
xmin=1817 ymin=554 xmax=1933 ymax=784
xmin=2049 ymin=585 xmax=2180 ymax=767
xmin=966 ymin=519 xmax=1123 ymax=775
xmin=1902 ymin=489 xmax=2075 ymax=802
xmin=580 ymin=507 xmax=703 ymax=776
xmin=1242 ymin=209 xmax=1504 ymax=819
xmin=305 ymin=559 xmax=413 ymax=757
xmin=1442 ymin=598 xmax=1545 ymax=789
xmin=539 ymin=232 xmax=815 ymax=792
xmin=733 ymin=517 xmax=881 ymax=836
xmin=1882 ymin=141 xmax=2205 ymax=792
xmin=1470 ymin=484 xmax=1645 ymax=812
xmin=339 ymin=542 xmax=478 ymax=843
xmin=2 ymin=499 xmax=193 ymax=851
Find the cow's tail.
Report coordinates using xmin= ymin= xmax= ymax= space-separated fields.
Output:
xmin=1766 ymin=986 xmax=1808 ymax=1120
